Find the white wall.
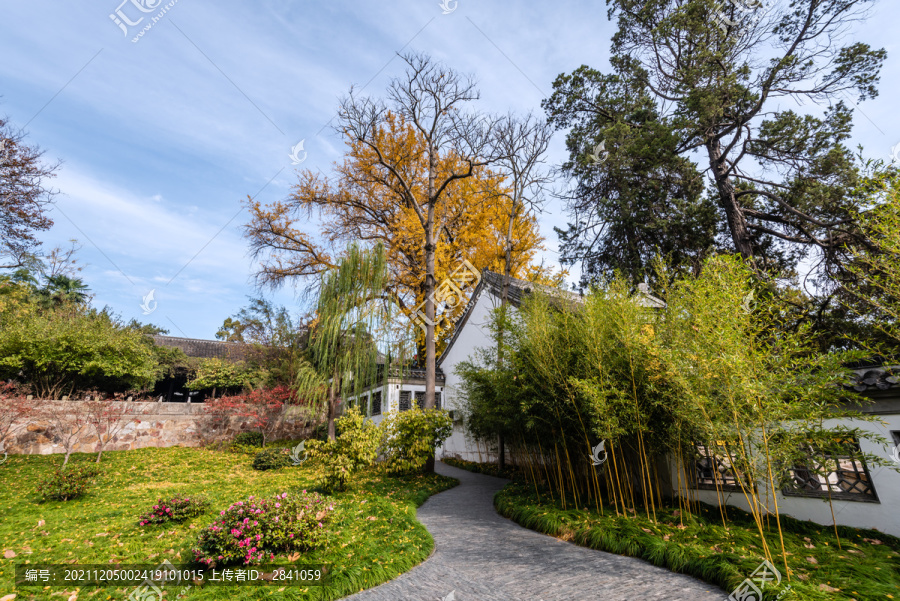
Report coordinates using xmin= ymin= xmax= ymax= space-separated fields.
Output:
xmin=675 ymin=416 xmax=900 ymax=537
xmin=437 ymin=289 xmax=506 ymax=460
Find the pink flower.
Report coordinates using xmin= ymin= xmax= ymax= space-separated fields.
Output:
xmin=220 ymin=511 xmax=225 ymax=516
xmin=288 ymin=533 xmax=294 ymax=538
xmin=243 ymin=518 xmax=249 ymax=524
xmin=275 ymin=503 xmax=280 ymax=508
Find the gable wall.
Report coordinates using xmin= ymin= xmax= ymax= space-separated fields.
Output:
xmin=437 ymin=287 xmax=507 ymax=460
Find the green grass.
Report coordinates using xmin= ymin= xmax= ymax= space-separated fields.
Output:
xmin=492 ymin=481 xmax=899 ymax=601
xmin=0 ymin=446 xmax=457 ymax=600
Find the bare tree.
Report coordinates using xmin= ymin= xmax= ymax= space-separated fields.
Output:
xmin=489 ymin=112 xmax=554 ymax=468
xmin=41 ymin=401 xmax=91 ymax=467
xmin=338 ymin=52 xmax=500 ymax=416
xmin=491 ymin=113 xmax=554 ymax=310
xmin=0 ymin=117 xmax=58 ymax=269
xmin=43 ymin=240 xmax=83 ymax=279
xmin=0 ymin=383 xmax=35 ymax=457
xmin=85 ymin=401 xmax=136 ymax=462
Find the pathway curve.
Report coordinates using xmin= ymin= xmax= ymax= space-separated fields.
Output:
xmin=344 ymin=461 xmax=726 ymax=601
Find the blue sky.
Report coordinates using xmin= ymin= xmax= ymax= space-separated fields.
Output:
xmin=2 ymin=0 xmax=899 ymax=339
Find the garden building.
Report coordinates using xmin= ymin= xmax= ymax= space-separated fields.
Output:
xmin=357 ymin=269 xmax=900 ymax=538
xmin=150 ymin=335 xmax=246 ymax=402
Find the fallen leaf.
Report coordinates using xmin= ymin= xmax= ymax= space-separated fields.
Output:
xmin=663 ymin=534 xmax=671 ymax=541
xmin=37 ymin=520 xmax=45 ymax=528
xmin=3 ymin=550 xmax=15 ymax=559
xmin=0 ymin=593 xmax=15 ymax=601
xmin=641 ymin=528 xmax=653 ymax=534
xmin=862 ymin=537 xmax=883 ymax=545
xmin=148 ymin=553 xmax=159 ymax=559
xmin=804 ymin=543 xmax=815 ymax=549
xmin=818 ymin=584 xmax=840 ymax=593
xmin=94 ymin=533 xmax=108 ymax=537
xmin=367 ymin=516 xmax=377 ymax=521
xmin=806 ymin=557 xmax=818 ymax=564
xmin=156 ymin=532 xmax=165 ymax=539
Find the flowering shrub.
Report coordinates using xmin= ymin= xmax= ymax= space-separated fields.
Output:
xmin=192 ymin=491 xmax=334 ymax=566
xmin=138 ymin=495 xmax=210 ymax=526
xmin=36 ymin=463 xmax=101 ymax=501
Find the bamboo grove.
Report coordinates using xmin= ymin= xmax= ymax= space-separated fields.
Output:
xmin=456 ymin=256 xmax=894 ymax=574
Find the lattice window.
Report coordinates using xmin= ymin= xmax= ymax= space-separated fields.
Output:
xmin=783 ymin=441 xmax=878 ymax=502
xmin=372 ymin=391 xmax=382 ymax=416
xmin=415 ymin=391 xmax=426 ymax=410
xmin=434 ymin=392 xmax=441 ymax=410
xmin=399 ymin=391 xmax=411 ymax=412
xmin=693 ymin=442 xmax=746 ymax=491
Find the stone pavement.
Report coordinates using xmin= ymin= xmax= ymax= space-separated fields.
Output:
xmin=343 ymin=461 xmax=727 ymax=601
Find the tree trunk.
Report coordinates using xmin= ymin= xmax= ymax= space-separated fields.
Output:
xmin=424 ymin=141 xmax=437 ymax=473
xmin=708 ymin=141 xmax=754 ymax=261
xmin=497 ymin=204 xmax=516 ymax=471
xmin=327 ymin=368 xmax=339 ymax=441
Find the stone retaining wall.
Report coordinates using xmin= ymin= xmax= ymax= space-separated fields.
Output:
xmin=6 ymin=401 xmax=315 ymax=456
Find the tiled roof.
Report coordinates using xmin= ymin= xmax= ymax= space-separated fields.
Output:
xmin=438 ymin=270 xmax=665 ymax=366
xmin=844 ymin=366 xmax=900 ymax=393
xmin=151 ymin=335 xmax=248 ymax=360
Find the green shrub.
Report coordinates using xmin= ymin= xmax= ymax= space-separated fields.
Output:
xmin=251 ymin=448 xmax=292 ymax=471
xmin=138 ymin=495 xmax=210 ymax=526
xmin=233 ymin=431 xmax=264 ymax=447
xmin=306 ymin=407 xmax=382 ymax=491
xmin=36 ymin=463 xmax=101 ymax=501
xmin=192 ymin=491 xmax=335 ymax=566
xmin=381 ymin=408 xmax=453 ymax=475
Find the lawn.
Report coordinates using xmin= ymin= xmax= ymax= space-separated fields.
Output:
xmin=494 ymin=480 xmax=900 ymax=601
xmin=0 ymin=446 xmax=457 ymax=600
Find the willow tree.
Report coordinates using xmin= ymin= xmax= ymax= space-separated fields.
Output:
xmin=296 ymin=243 xmax=407 ymax=440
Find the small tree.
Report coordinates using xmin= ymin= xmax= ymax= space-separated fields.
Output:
xmin=84 ymin=401 xmax=137 ymax=462
xmin=0 ymin=382 xmax=35 ymax=457
xmin=203 ymin=386 xmax=293 ymax=446
xmin=186 ymin=358 xmax=262 ymax=399
xmin=40 ymin=401 xmax=91 ymax=467
xmin=296 ymin=243 xmax=403 ymax=440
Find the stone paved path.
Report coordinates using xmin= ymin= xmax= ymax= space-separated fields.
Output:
xmin=343 ymin=461 xmax=726 ymax=601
